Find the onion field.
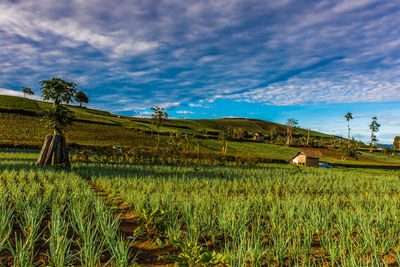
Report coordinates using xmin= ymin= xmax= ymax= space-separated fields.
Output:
xmin=1 ymin=151 xmax=400 ymax=265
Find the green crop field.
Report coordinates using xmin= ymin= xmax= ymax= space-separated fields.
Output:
xmin=2 ymin=151 xmax=400 ymax=265
xmin=1 ymin=95 xmax=335 ymax=166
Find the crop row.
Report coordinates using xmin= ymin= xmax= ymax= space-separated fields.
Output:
xmin=87 ymin=163 xmax=400 ymax=266
xmin=0 ymin=168 xmax=135 ymax=266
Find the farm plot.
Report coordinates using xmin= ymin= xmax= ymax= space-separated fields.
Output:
xmin=0 ymin=167 xmax=135 ymax=266
xmin=3 ymin=151 xmax=400 ymax=266
xmin=85 ymin=163 xmax=400 ymax=266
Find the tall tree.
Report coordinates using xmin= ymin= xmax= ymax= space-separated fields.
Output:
xmin=36 ymin=78 xmax=77 ymax=167
xmin=344 ymin=112 xmax=353 ymax=144
xmin=393 ymin=136 xmax=400 ymax=152
xmin=74 ymin=91 xmax=89 ymax=107
xmin=284 ymin=118 xmax=298 ymax=146
xmin=306 ymin=128 xmax=311 ymax=146
xmin=369 ymin=116 xmax=381 ymax=153
xmin=22 ymin=87 xmax=34 ymax=98
xmin=151 ymin=106 xmax=168 ymax=146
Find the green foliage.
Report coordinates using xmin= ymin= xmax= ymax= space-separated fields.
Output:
xmin=344 ymin=112 xmax=353 ymax=140
xmin=88 ymin=161 xmax=400 ymax=265
xmin=22 ymin=87 xmax=34 ymax=98
xmin=0 ymin=158 xmax=138 ymax=266
xmin=393 ymin=136 xmax=400 ymax=151
xmin=360 ymin=151 xmax=400 ymax=164
xmin=151 ymin=106 xmax=169 ymax=144
xmin=0 ymin=95 xmax=40 ymax=112
xmin=39 ymin=78 xmax=79 ymax=134
xmin=74 ymin=91 xmax=89 ymax=107
xmin=4 ymin=152 xmax=400 ymax=265
xmin=166 ymin=240 xmax=228 ymax=266
xmin=42 ymin=104 xmax=75 ymax=134
xmin=136 ymin=207 xmax=168 ymax=239
xmin=40 ymin=78 xmax=77 ymax=105
xmin=0 ymin=194 xmax=13 ymax=251
xmin=340 ymin=138 xmax=361 ymax=160
xmin=369 ymin=116 xmax=381 ymax=152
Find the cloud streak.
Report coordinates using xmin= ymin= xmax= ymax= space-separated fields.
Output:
xmin=0 ymin=0 xmax=399 ymax=114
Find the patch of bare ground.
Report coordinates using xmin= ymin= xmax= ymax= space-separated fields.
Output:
xmin=90 ymin=182 xmax=179 ymax=266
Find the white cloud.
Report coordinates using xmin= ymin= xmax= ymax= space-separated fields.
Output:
xmin=112 ymin=41 xmax=160 ymax=57
xmin=0 ymin=88 xmax=41 ymax=100
xmin=224 ymin=72 xmax=400 ymax=105
xmin=188 ymin=103 xmax=203 ymax=107
xmin=0 ymin=88 xmax=24 ymax=97
xmin=1 ymin=0 xmax=400 ymax=114
xmin=198 ymin=55 xmax=219 ymax=63
xmin=137 ymin=111 xmax=152 ymax=116
xmin=176 ymin=110 xmax=195 ymax=114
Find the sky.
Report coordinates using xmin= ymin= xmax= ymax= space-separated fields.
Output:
xmin=1 ymin=0 xmax=400 ymax=143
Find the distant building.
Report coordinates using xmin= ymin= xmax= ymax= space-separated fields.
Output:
xmin=290 ymin=149 xmax=324 ymax=167
xmin=253 ymin=132 xmax=264 ymax=142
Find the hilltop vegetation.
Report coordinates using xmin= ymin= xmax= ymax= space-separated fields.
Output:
xmin=0 ymin=95 xmax=332 ymax=145
xmin=1 ymin=95 xmax=399 ymax=167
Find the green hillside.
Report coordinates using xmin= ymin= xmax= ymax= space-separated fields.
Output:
xmin=0 ymin=95 xmax=336 ymax=162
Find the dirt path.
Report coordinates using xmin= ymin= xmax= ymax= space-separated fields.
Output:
xmin=90 ymin=183 xmax=178 ymax=266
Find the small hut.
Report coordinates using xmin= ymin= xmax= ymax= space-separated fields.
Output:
xmin=290 ymin=149 xmax=324 ymax=167
xmin=253 ymin=132 xmax=264 ymax=142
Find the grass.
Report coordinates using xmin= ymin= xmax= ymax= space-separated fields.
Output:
xmin=360 ymin=151 xmax=400 ymax=164
xmin=82 ymin=160 xmax=400 ymax=265
xmin=0 ymin=155 xmax=136 ymax=266
xmin=4 ymin=94 xmax=400 ymax=167
xmin=0 ymin=95 xmax=40 ymax=112
xmin=321 ymin=157 xmax=396 ymax=166
xmin=3 ymin=151 xmax=400 ymax=265
xmin=0 ymin=94 xmax=334 ymax=146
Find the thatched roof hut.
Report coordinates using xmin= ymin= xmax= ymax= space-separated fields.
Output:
xmin=290 ymin=149 xmax=324 ymax=167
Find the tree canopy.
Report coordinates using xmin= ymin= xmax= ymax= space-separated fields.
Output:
xmin=369 ymin=116 xmax=381 ymax=152
xmin=151 ymin=106 xmax=168 ymax=145
xmin=22 ymin=87 xmax=34 ymax=98
xmin=40 ymin=78 xmax=77 ymax=105
xmin=74 ymin=91 xmax=89 ymax=107
xmin=394 ymin=136 xmax=400 ymax=151
xmin=344 ymin=112 xmax=353 ymax=121
xmin=40 ymin=78 xmax=77 ymax=134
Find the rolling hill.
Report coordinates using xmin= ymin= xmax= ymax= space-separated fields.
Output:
xmin=0 ymin=95 xmax=337 ymax=161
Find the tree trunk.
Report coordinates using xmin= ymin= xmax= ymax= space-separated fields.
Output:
xmin=36 ymin=134 xmax=71 ymax=168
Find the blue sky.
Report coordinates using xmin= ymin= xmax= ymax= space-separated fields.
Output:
xmin=1 ymin=0 xmax=400 ymax=143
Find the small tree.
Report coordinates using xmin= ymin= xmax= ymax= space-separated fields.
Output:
xmin=22 ymin=87 xmax=34 ymax=98
xmin=36 ymin=78 xmax=77 ymax=167
xmin=284 ymin=118 xmax=298 ymax=146
xmin=151 ymin=106 xmax=168 ymax=146
xmin=74 ymin=91 xmax=89 ymax=107
xmin=344 ymin=112 xmax=353 ymax=147
xmin=369 ymin=116 xmax=381 ymax=153
xmin=393 ymin=136 xmax=400 ymax=152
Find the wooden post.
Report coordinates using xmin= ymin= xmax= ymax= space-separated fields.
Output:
xmin=36 ymin=134 xmax=71 ymax=168
xmin=36 ymin=135 xmax=53 ymax=165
